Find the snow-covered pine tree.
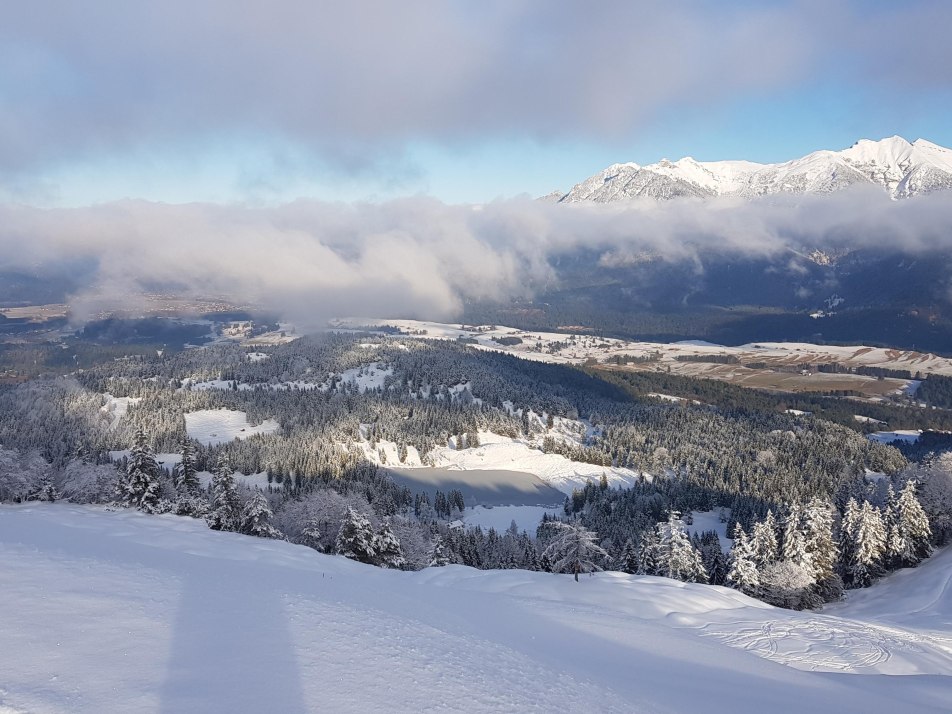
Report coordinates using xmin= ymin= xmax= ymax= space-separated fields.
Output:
xmin=698 ymin=532 xmax=728 ymax=586
xmin=891 ymin=480 xmax=933 ymax=567
xmin=782 ymin=503 xmax=812 ymax=576
xmin=335 ymin=507 xmax=377 ymax=564
xmin=657 ymin=513 xmax=708 ymax=583
xmin=637 ymin=529 xmax=662 ymax=576
xmin=116 ymin=427 xmax=161 ymax=512
xmin=173 ymin=439 xmax=200 ymax=495
xmin=726 ymin=523 xmax=760 ymax=595
xmin=839 ymin=497 xmax=861 ymax=567
xmin=29 ymin=471 xmax=60 ymax=502
xmin=375 ymin=521 xmax=406 ymax=569
xmin=239 ymin=491 xmax=282 ymax=539
xmin=846 ymin=501 xmax=887 ymax=588
xmin=301 ymin=518 xmax=322 ymax=550
xmin=802 ymin=498 xmax=838 ymax=582
xmin=206 ymin=455 xmax=242 ymax=532
xmin=617 ymin=539 xmax=639 ymax=574
xmin=541 ymin=521 xmax=608 ymax=582
xmin=751 ymin=509 xmax=779 ymax=569
xmin=802 ymin=497 xmax=839 ymax=600
xmin=428 ymin=534 xmax=451 ymax=567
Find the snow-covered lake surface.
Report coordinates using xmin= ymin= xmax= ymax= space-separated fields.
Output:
xmin=369 ymin=430 xmax=644 ymax=496
xmin=386 ymin=467 xmax=565 ymax=507
xmin=1 ymin=505 xmax=951 ymax=713
xmin=463 ymin=505 xmax=559 ymax=533
xmin=184 ymin=409 xmax=280 ymax=446
xmin=867 ymin=430 xmax=922 ymax=445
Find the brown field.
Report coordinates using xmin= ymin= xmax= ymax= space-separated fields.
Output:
xmin=0 ymin=304 xmax=69 ymax=321
xmin=602 ymin=362 xmax=911 ymax=398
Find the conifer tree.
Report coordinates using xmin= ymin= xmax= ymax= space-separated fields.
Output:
xmin=429 ymin=534 xmax=451 ymax=567
xmin=207 ymin=455 xmax=242 ymax=531
xmin=726 ymin=524 xmax=760 ymax=595
xmin=301 ymin=518 xmax=322 ymax=550
xmin=751 ymin=510 xmax=779 ymax=569
xmin=239 ymin=491 xmax=282 ymax=538
xmin=116 ymin=427 xmax=161 ymax=512
xmin=637 ymin=529 xmax=662 ymax=576
xmin=542 ymin=521 xmax=608 ymax=582
xmin=698 ymin=532 xmax=728 ymax=585
xmin=618 ymin=539 xmax=639 ymax=574
xmin=891 ymin=480 xmax=933 ymax=566
xmin=844 ymin=501 xmax=887 ymax=588
xmin=375 ymin=521 xmax=406 ymax=569
xmin=782 ymin=503 xmax=812 ymax=576
xmin=802 ymin=497 xmax=838 ymax=599
xmin=335 ymin=507 xmax=377 ymax=564
xmin=173 ymin=439 xmax=200 ymax=495
xmin=657 ymin=513 xmax=707 ymax=583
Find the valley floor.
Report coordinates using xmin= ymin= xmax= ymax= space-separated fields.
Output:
xmin=1 ymin=504 xmax=951 ymax=713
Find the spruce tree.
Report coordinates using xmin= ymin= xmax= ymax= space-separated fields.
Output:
xmin=428 ymin=534 xmax=451 ymax=567
xmin=618 ymin=539 xmax=639 ymax=574
xmin=658 ymin=513 xmax=707 ymax=583
xmin=726 ymin=524 xmax=760 ymax=595
xmin=335 ymin=507 xmax=377 ymax=564
xmin=173 ymin=439 xmax=200 ymax=495
xmin=116 ymin=427 xmax=161 ymax=512
xmin=541 ymin=521 xmax=608 ymax=582
xmin=637 ymin=529 xmax=662 ymax=576
xmin=239 ymin=491 xmax=282 ymax=539
xmin=846 ymin=501 xmax=887 ymax=588
xmin=802 ymin=497 xmax=838 ymax=599
xmin=751 ymin=510 xmax=779 ymax=569
xmin=782 ymin=503 xmax=812 ymax=576
xmin=375 ymin=521 xmax=406 ymax=569
xmin=892 ymin=480 xmax=933 ymax=566
xmin=207 ymin=455 xmax=242 ymax=531
xmin=301 ymin=518 xmax=322 ymax=550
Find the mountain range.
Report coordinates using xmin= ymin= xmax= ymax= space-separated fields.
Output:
xmin=550 ymin=136 xmax=952 ymax=202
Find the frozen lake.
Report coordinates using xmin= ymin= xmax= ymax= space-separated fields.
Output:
xmin=386 ymin=467 xmax=565 ymax=507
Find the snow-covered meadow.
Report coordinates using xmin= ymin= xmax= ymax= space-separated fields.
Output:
xmin=184 ymin=409 xmax=280 ymax=447
xmin=1 ymin=504 xmax=950 ymax=713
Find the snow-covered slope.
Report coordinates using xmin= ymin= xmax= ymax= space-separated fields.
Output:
xmin=2 ymin=504 xmax=951 ymax=713
xmin=557 ymin=136 xmax=952 ymax=202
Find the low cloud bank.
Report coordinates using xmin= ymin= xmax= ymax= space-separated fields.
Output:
xmin=2 ymin=188 xmax=951 ymax=326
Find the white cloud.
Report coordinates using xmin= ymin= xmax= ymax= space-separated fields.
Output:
xmin=2 ymin=188 xmax=952 ymax=324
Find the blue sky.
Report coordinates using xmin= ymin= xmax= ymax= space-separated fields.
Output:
xmin=2 ymin=1 xmax=951 ymax=206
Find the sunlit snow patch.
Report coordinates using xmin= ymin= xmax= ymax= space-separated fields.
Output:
xmin=100 ymin=394 xmax=141 ymax=429
xmin=867 ymin=430 xmax=922 ymax=445
xmin=185 ymin=409 xmax=279 ymax=446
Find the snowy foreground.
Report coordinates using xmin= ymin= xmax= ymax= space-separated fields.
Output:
xmin=2 ymin=506 xmax=951 ymax=713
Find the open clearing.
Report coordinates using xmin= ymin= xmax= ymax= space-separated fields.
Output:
xmin=334 ymin=319 xmax=948 ymax=399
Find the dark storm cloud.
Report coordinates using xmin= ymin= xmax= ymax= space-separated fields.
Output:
xmin=4 ymin=1 xmax=948 ymax=176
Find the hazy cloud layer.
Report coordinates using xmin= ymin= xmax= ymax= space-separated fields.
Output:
xmin=2 ymin=1 xmax=950 ymax=177
xmin=2 ymin=188 xmax=952 ymax=326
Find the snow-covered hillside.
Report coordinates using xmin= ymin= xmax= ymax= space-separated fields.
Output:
xmin=556 ymin=136 xmax=952 ymax=202
xmin=2 ymin=505 xmax=951 ymax=713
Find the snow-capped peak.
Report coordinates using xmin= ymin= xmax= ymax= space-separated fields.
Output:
xmin=556 ymin=136 xmax=952 ymax=203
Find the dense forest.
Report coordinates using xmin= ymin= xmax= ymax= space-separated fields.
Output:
xmin=1 ymin=331 xmax=949 ymax=610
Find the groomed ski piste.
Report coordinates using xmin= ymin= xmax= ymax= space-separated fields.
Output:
xmin=1 ymin=504 xmax=950 ymax=713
